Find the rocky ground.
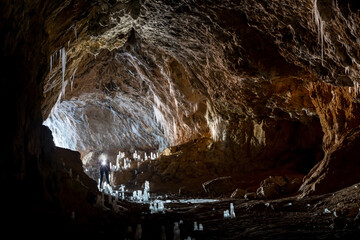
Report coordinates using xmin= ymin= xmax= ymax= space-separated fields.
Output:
xmin=20 ymin=179 xmax=359 ymax=239
xmin=104 ymin=182 xmax=360 ymax=240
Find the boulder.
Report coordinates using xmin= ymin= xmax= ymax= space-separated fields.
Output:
xmin=202 ymin=176 xmax=234 ymax=197
xmin=262 ymin=176 xmax=288 ymax=192
xmin=256 ymin=182 xmax=281 ymax=199
xmin=230 ymin=188 xmax=247 ymax=199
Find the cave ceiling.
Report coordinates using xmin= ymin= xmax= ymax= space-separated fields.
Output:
xmin=41 ymin=0 xmax=360 ymax=155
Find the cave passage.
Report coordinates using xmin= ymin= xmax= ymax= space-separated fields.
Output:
xmin=3 ymin=0 xmax=360 ymax=238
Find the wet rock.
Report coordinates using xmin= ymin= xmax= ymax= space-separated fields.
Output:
xmin=202 ymin=176 xmax=234 ymax=197
xmin=231 ymin=188 xmax=247 ymax=199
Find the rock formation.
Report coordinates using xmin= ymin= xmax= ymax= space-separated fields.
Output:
xmin=2 ymin=0 xmax=360 ymax=236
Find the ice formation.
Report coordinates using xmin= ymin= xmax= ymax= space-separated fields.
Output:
xmin=224 ymin=203 xmax=236 ymax=218
xmin=120 ymin=184 xmax=125 ymax=200
xmin=230 ymin=203 xmax=236 ymax=218
xmin=164 ymin=199 xmax=219 ymax=204
xmin=193 ymin=221 xmax=198 ymax=231
xmin=173 ymin=222 xmax=180 ymax=240
xmin=223 ymin=210 xmax=230 ymax=218
xmin=312 ymin=0 xmax=325 ymax=65
xmin=149 ymin=199 xmax=165 ymax=214
xmin=131 ymin=180 xmax=151 ymax=202
xmin=199 ymin=223 xmax=203 ymax=231
xmin=61 ymin=47 xmax=66 ymax=86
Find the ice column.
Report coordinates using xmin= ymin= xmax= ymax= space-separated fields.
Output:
xmin=194 ymin=221 xmax=198 ymax=231
xmin=143 ymin=180 xmax=150 ymax=202
xmin=230 ymin=203 xmax=236 ymax=218
xmin=120 ymin=185 xmax=125 ymax=200
xmin=224 ymin=203 xmax=236 ymax=218
xmin=173 ymin=222 xmax=180 ymax=240
xmin=223 ymin=210 xmax=230 ymax=218
xmin=199 ymin=224 xmax=203 ymax=231
xmin=61 ymin=47 xmax=66 ymax=85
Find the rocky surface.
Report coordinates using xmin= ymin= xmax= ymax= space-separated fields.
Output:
xmin=39 ymin=0 xmax=360 ymax=197
xmin=2 ymin=0 xmax=360 ymax=237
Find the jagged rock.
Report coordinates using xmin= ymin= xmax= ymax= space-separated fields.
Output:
xmin=231 ymin=188 xmax=247 ymax=199
xmin=257 ymin=175 xmax=302 ymax=198
xmin=202 ymin=176 xmax=234 ymax=197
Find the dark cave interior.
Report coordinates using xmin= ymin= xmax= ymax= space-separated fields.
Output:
xmin=1 ymin=0 xmax=360 ymax=239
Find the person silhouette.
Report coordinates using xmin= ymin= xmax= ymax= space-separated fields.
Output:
xmin=99 ymin=153 xmax=110 ymax=188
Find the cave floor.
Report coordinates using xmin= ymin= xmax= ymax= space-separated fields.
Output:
xmin=92 ymin=183 xmax=360 ymax=239
xmin=16 ymin=182 xmax=360 ymax=239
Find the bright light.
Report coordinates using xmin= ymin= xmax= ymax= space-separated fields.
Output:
xmin=99 ymin=153 xmax=108 ymax=166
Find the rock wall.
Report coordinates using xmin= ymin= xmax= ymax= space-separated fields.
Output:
xmin=2 ymin=0 xmax=360 ymax=214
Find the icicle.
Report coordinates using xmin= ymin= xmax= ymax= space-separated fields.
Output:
xmin=313 ymin=0 xmax=325 ymax=65
xmin=320 ymin=20 xmax=324 ymax=65
xmin=61 ymin=47 xmax=66 ymax=85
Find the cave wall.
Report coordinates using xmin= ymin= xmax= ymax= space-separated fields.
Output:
xmin=0 ymin=1 xmax=103 ymax=235
xmin=2 ymin=0 xmax=360 ymax=217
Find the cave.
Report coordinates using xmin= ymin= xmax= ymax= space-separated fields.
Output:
xmin=1 ymin=0 xmax=360 ymax=239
